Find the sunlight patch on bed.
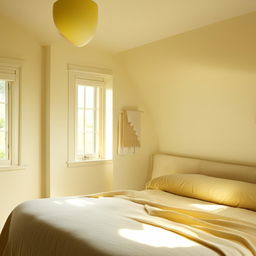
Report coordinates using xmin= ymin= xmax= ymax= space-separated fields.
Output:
xmin=65 ymin=198 xmax=95 ymax=207
xmin=119 ymin=224 xmax=197 ymax=248
xmin=191 ymin=204 xmax=227 ymax=211
xmin=53 ymin=200 xmax=63 ymax=205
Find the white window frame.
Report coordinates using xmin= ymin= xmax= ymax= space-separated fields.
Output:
xmin=67 ymin=65 xmax=113 ymax=167
xmin=75 ymin=81 xmax=104 ymax=160
xmin=0 ymin=81 xmax=10 ymax=166
xmin=0 ymin=58 xmax=21 ymax=168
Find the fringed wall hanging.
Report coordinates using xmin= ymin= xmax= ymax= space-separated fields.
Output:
xmin=118 ymin=109 xmax=142 ymax=155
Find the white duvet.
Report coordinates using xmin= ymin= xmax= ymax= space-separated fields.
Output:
xmin=1 ymin=190 xmax=256 ymax=256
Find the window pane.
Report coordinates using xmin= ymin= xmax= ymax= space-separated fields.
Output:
xmin=77 ymin=109 xmax=84 ymax=133
xmin=0 ymin=131 xmax=6 ymax=160
xmin=95 ymin=107 xmax=100 ymax=150
xmin=85 ymin=109 xmax=94 ymax=132
xmin=85 ymin=132 xmax=95 ymax=155
xmin=85 ymin=86 xmax=94 ymax=108
xmin=0 ymin=81 xmax=8 ymax=161
xmin=77 ymin=132 xmax=84 ymax=156
xmin=0 ymin=81 xmax=5 ymax=103
xmin=0 ymin=103 xmax=6 ymax=131
xmin=76 ymin=83 xmax=101 ymax=160
xmin=77 ymin=86 xmax=84 ymax=108
xmin=96 ymin=87 xmax=100 ymax=108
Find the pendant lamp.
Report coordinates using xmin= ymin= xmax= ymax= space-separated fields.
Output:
xmin=53 ymin=0 xmax=98 ymax=47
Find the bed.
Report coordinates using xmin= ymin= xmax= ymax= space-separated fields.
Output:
xmin=1 ymin=153 xmax=256 ymax=256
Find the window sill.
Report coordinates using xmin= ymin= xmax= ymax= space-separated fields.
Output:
xmin=67 ymin=159 xmax=113 ymax=168
xmin=0 ymin=165 xmax=26 ymax=172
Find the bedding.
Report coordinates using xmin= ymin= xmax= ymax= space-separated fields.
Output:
xmin=146 ymin=174 xmax=256 ymax=211
xmin=1 ymin=188 xmax=256 ymax=256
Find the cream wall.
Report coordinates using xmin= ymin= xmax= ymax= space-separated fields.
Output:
xmin=0 ymin=16 xmax=157 ymax=230
xmin=46 ymin=42 xmax=158 ymax=196
xmin=1 ymin=4 xmax=255 ymax=233
xmin=119 ymin=12 xmax=256 ymax=165
xmin=113 ymin=58 xmax=158 ymax=189
xmin=0 ymin=16 xmax=43 ymax=228
xmin=46 ymin=43 xmax=114 ymax=197
xmin=1 ymin=8 xmax=256 ymax=232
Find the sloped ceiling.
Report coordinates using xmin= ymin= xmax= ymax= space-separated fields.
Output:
xmin=0 ymin=0 xmax=256 ymax=52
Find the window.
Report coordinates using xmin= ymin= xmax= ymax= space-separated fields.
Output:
xmin=0 ymin=59 xmax=20 ymax=167
xmin=0 ymin=80 xmax=9 ymax=164
xmin=68 ymin=65 xmax=113 ymax=165
xmin=76 ymin=84 xmax=102 ymax=160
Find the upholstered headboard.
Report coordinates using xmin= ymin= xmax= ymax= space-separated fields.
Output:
xmin=151 ymin=154 xmax=256 ymax=184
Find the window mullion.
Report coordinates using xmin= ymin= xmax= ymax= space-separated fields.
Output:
xmin=83 ymin=87 xmax=86 ymax=158
xmin=8 ymin=81 xmax=13 ymax=165
xmin=93 ymin=88 xmax=97 ymax=156
xmin=99 ymin=87 xmax=104 ymax=159
xmin=5 ymin=82 xmax=9 ymax=161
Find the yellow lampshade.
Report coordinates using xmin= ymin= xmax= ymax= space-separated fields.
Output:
xmin=53 ymin=0 xmax=98 ymax=47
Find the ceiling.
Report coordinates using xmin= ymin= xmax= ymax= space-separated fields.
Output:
xmin=1 ymin=0 xmax=256 ymax=53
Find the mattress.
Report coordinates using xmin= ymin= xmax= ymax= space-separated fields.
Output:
xmin=1 ymin=189 xmax=256 ymax=256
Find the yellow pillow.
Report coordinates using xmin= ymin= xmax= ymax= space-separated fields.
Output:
xmin=146 ymin=174 xmax=256 ymax=211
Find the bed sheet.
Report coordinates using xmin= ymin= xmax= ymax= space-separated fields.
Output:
xmin=1 ymin=189 xmax=256 ymax=256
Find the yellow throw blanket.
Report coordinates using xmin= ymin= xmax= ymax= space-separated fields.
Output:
xmin=88 ymin=190 xmax=256 ymax=256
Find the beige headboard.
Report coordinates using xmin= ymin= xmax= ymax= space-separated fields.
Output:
xmin=152 ymin=154 xmax=256 ymax=184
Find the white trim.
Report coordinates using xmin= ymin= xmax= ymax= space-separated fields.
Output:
xmin=68 ymin=69 xmax=77 ymax=162
xmin=99 ymin=84 xmax=105 ymax=158
xmin=68 ymin=65 xmax=113 ymax=166
xmin=76 ymin=78 xmax=104 ymax=87
xmin=10 ymin=74 xmax=20 ymax=166
xmin=0 ymin=165 xmax=26 ymax=172
xmin=0 ymin=58 xmax=21 ymax=167
xmin=68 ymin=64 xmax=112 ymax=76
xmin=0 ymin=159 xmax=10 ymax=166
xmin=0 ymin=58 xmax=23 ymax=69
xmin=0 ymin=72 xmax=15 ymax=81
xmin=67 ymin=159 xmax=112 ymax=168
